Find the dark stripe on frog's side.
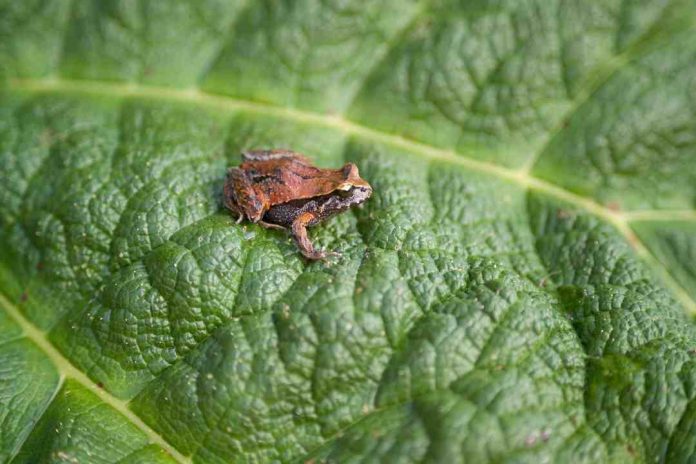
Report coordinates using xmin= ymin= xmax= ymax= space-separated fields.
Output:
xmin=293 ymin=171 xmax=322 ymax=180
xmin=263 ymin=187 xmax=370 ymax=228
xmin=249 ymin=173 xmax=285 ymax=184
xmin=262 ymin=195 xmax=332 ymax=228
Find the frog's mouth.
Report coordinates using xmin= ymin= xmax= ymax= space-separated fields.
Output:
xmin=337 ymin=184 xmax=372 ymax=206
xmin=349 ymin=185 xmax=372 ymax=205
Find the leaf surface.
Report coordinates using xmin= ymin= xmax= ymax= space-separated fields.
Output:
xmin=1 ymin=1 xmax=696 ymax=462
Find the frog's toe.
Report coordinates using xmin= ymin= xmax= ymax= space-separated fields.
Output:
xmin=303 ymin=248 xmax=342 ymax=261
xmin=302 ymin=250 xmax=327 ymax=260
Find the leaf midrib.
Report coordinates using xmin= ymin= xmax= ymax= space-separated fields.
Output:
xmin=7 ymin=76 xmax=696 ymax=316
xmin=0 ymin=291 xmax=192 ymax=464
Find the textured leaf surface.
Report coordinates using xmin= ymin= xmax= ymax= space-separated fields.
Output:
xmin=1 ymin=1 xmax=696 ymax=463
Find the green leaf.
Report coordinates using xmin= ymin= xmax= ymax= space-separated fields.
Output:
xmin=1 ymin=0 xmax=696 ymax=462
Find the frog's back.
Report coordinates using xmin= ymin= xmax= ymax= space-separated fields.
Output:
xmin=241 ymin=156 xmax=347 ymax=206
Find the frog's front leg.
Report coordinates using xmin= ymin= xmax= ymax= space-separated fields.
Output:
xmin=291 ymin=211 xmax=339 ymax=260
xmin=224 ymin=199 xmax=245 ymax=224
xmin=257 ymin=220 xmax=286 ymax=231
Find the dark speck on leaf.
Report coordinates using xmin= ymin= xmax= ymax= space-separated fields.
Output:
xmin=524 ymin=434 xmax=536 ymax=447
xmin=606 ymin=201 xmax=621 ymax=212
xmin=541 ymin=429 xmax=551 ymax=442
xmin=556 ymin=209 xmax=572 ymax=219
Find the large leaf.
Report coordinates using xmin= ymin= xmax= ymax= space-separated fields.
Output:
xmin=1 ymin=1 xmax=696 ymax=462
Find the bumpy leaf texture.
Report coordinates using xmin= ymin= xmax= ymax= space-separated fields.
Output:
xmin=1 ymin=1 xmax=696 ymax=463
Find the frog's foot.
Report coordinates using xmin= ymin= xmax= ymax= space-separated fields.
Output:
xmin=302 ymin=249 xmax=341 ymax=260
xmin=291 ymin=212 xmax=338 ymax=260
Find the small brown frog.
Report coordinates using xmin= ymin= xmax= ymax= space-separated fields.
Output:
xmin=223 ymin=149 xmax=372 ymax=260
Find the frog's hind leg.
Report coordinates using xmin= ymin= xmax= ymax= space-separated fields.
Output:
xmin=222 ymin=174 xmax=244 ymax=223
xmin=291 ymin=212 xmax=339 ymax=260
xmin=225 ymin=167 xmax=268 ymax=223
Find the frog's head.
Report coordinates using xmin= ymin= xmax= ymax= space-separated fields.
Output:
xmin=336 ymin=163 xmax=372 ymax=206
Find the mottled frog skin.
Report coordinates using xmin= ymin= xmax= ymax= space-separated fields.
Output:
xmin=224 ymin=149 xmax=372 ymax=259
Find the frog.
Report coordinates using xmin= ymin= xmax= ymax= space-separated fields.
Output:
xmin=223 ymin=149 xmax=372 ymax=260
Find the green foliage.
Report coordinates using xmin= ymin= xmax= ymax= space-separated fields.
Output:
xmin=1 ymin=0 xmax=696 ymax=462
